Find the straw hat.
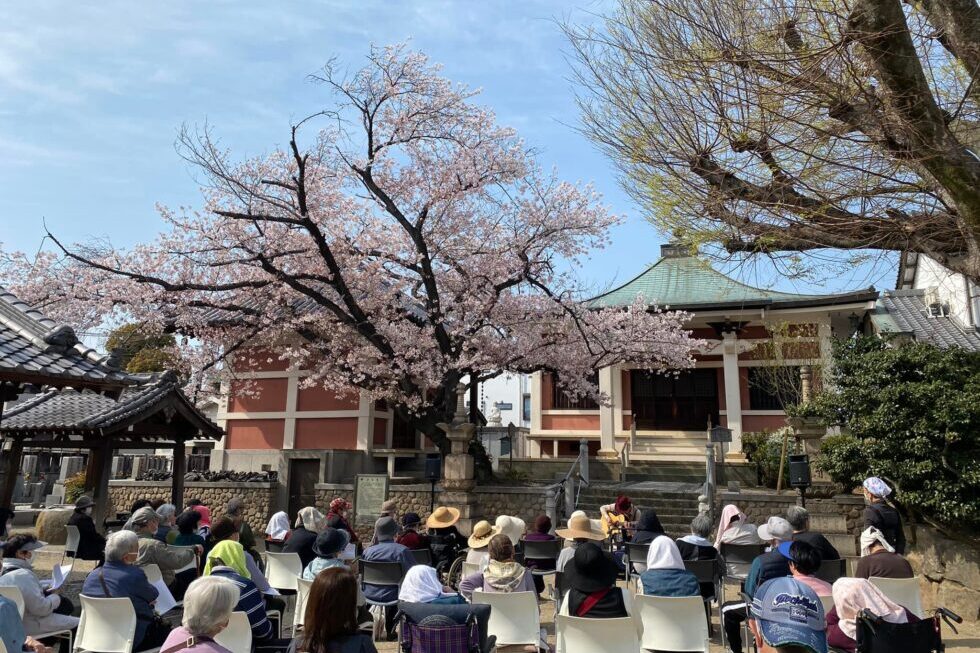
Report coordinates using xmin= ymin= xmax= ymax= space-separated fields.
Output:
xmin=555 ymin=513 xmax=605 ymax=541
xmin=467 ymin=520 xmax=500 ymax=548
xmin=425 ymin=506 xmax=461 ymax=529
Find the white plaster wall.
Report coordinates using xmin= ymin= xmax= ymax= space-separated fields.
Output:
xmin=469 ymin=373 xmax=530 ymax=427
xmin=914 ymin=256 xmax=977 ymax=328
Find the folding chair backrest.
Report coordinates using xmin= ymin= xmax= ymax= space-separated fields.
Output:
xmin=142 ymin=563 xmax=163 ymax=585
xmin=0 ymin=586 xmax=24 ymax=618
xmin=815 ymin=558 xmax=846 ymax=585
xmin=556 ymin=615 xmax=639 ymax=653
xmin=361 ymin=560 xmax=404 ymax=586
xmin=472 ymin=590 xmax=540 ymax=647
xmin=820 ymin=595 xmax=835 ymax=615
xmin=214 ymin=611 xmax=253 ymax=652
xmin=720 ymin=543 xmax=764 ymax=577
xmin=265 ymin=551 xmax=303 ymax=591
xmin=521 ymin=538 xmax=562 ymax=561
xmin=411 ymin=548 xmax=433 ymax=566
xmin=402 ymin=618 xmax=479 ymax=653
xmin=856 ymin=610 xmax=940 ymax=653
xmin=398 ymin=600 xmax=492 ymax=653
xmin=461 ymin=561 xmax=481 ymax=578
xmin=76 ymin=595 xmax=138 ymax=653
xmin=294 ymin=576 xmax=314 ymax=629
xmin=169 ymin=545 xmax=198 ymax=575
xmin=636 ymin=594 xmax=709 ymax=652
xmin=684 ymin=559 xmax=718 ymax=584
xmin=64 ymin=525 xmax=81 ymax=557
xmin=869 ymin=576 xmax=924 ymax=618
xmin=626 ymin=542 xmax=650 ymax=572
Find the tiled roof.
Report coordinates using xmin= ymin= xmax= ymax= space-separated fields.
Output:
xmin=872 ymin=290 xmax=980 ymax=351
xmin=0 ymin=285 xmax=137 ymax=388
xmin=1 ymin=371 xmax=222 ymax=438
xmin=588 ymin=249 xmax=877 ymax=309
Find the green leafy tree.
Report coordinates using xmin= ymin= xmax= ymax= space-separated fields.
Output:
xmin=814 ymin=337 xmax=980 ymax=529
xmin=105 ymin=323 xmax=178 ymax=373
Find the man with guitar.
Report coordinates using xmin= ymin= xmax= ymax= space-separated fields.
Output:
xmin=599 ymin=495 xmax=641 ymax=542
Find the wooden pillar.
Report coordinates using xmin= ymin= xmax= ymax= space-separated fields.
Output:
xmin=0 ymin=438 xmax=23 ymax=508
xmin=90 ymin=442 xmax=114 ymax=532
xmin=83 ymin=447 xmax=101 ymax=494
xmin=171 ymin=439 xmax=186 ymax=509
xmin=469 ymin=381 xmax=479 ymax=425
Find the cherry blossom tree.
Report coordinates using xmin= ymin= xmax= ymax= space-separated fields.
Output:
xmin=5 ymin=45 xmax=700 ymax=451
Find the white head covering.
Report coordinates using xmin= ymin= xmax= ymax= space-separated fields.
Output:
xmin=265 ymin=511 xmax=290 ymax=540
xmin=833 ymin=578 xmax=908 ymax=639
xmin=714 ymin=504 xmax=748 ymax=548
xmin=295 ymin=506 xmax=327 ymax=533
xmin=398 ymin=565 xmax=458 ymax=603
xmin=645 ymin=535 xmax=685 ymax=571
xmin=860 ymin=526 xmax=896 ymax=557
xmin=495 ymin=515 xmax=526 ymax=546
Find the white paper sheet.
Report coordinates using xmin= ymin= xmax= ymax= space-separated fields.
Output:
xmin=151 ymin=579 xmax=178 ymax=615
xmin=339 ymin=542 xmax=357 ymax=560
xmin=40 ymin=563 xmax=73 ymax=591
xmin=263 ymin=587 xmax=281 ymax=596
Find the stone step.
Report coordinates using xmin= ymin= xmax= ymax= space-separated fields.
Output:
xmin=809 ymin=512 xmax=850 ymax=533
xmin=826 ymin=532 xmax=858 ymax=557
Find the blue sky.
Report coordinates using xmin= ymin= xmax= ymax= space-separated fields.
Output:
xmin=0 ymin=1 xmax=894 ymax=295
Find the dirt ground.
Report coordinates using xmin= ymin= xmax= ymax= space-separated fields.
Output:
xmin=24 ymin=545 xmax=979 ymax=653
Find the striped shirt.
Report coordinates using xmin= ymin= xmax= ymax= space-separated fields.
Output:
xmin=210 ymin=566 xmax=273 ymax=641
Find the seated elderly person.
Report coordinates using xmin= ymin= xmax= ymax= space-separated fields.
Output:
xmin=205 ymin=540 xmax=290 ymax=653
xmin=224 ymin=497 xmax=260 ymax=564
xmin=640 ymin=536 xmax=700 ymax=597
xmin=67 ymin=496 xmax=106 ymax=562
xmin=1 ymin=594 xmax=53 ymax=653
xmin=129 ymin=506 xmax=200 ymax=599
xmin=675 ymin=513 xmax=724 ymax=600
xmin=362 ymin=516 xmax=416 ymax=639
xmin=827 ymin=577 xmax=919 ymax=653
xmin=459 ymin=533 xmax=535 ymax=601
xmin=787 ymin=505 xmax=840 ymax=561
xmin=161 ymin=576 xmax=239 ymax=653
xmin=399 ymin=565 xmax=465 ymax=605
xmin=155 ymin=504 xmax=178 ymax=543
xmin=855 ymin=526 xmax=914 ymax=579
xmin=82 ymin=530 xmax=168 ymax=651
xmin=0 ymin=535 xmax=78 ymax=638
xmin=562 ymin=542 xmax=631 ymax=618
xmin=209 ymin=516 xmax=282 ymax=613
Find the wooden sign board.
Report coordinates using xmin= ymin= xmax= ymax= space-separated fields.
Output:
xmin=353 ymin=474 xmax=389 ymax=526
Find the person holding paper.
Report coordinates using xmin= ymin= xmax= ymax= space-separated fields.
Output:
xmin=0 ymin=535 xmax=79 ymax=638
xmin=128 ymin=506 xmax=199 ymax=599
xmin=81 ymin=530 xmax=169 ymax=651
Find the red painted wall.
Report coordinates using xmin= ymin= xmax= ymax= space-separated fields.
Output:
xmin=541 ymin=414 xmax=600 ymax=431
xmin=373 ymin=417 xmax=388 ymax=445
xmin=294 ymin=418 xmax=358 ymax=449
xmin=228 ymin=379 xmax=288 ymax=413
xmin=743 ymin=414 xmax=789 ymax=432
xmin=226 ymin=419 xmax=284 ymax=449
xmin=297 ymin=386 xmax=359 ymax=411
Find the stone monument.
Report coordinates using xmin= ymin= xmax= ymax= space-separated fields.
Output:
xmin=436 ymin=386 xmax=482 ymax=535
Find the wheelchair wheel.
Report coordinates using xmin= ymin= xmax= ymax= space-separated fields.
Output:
xmin=444 ymin=554 xmax=467 ymax=589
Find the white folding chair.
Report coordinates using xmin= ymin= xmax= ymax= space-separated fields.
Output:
xmin=294 ymin=576 xmax=314 ymax=630
xmin=472 ymin=590 xmax=540 ymax=648
xmin=64 ymin=525 xmax=81 ymax=564
xmin=556 ymin=615 xmax=639 ymax=653
xmin=76 ymin=595 xmax=139 ymax=653
xmin=819 ymin=594 xmax=835 ymax=615
xmin=461 ymin=561 xmax=480 ymax=578
xmin=265 ymin=552 xmax=303 ymax=592
xmin=870 ymin=576 xmax=924 ymax=618
xmin=635 ymin=594 xmax=710 ymax=652
xmin=214 ymin=611 xmax=253 ymax=652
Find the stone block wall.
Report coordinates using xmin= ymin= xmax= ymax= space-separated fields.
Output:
xmin=107 ymin=480 xmax=277 ymax=533
xmin=315 ymin=482 xmax=555 ymax=540
xmin=905 ymin=525 xmax=980 ymax=620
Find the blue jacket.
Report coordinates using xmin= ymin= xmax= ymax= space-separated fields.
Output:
xmin=745 ymin=550 xmax=791 ymax=599
xmin=1 ymin=595 xmax=25 ymax=653
xmin=82 ymin=562 xmax=158 ymax=647
xmin=361 ymin=541 xmax=416 ymax=603
xmin=640 ymin=568 xmax=701 ymax=597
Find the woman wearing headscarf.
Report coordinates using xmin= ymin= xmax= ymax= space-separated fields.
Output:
xmin=855 ymin=526 xmax=913 ymax=579
xmin=325 ymin=498 xmax=360 ymax=547
xmin=639 ymin=536 xmax=700 ymax=597
xmin=561 ymin=542 xmax=631 ymax=618
xmin=714 ymin=504 xmax=761 ymax=548
xmin=205 ymin=540 xmax=291 ymax=652
xmin=264 ymin=511 xmax=291 ymax=550
xmin=186 ymin=499 xmax=212 ymax=537
xmin=284 ymin=506 xmax=327 ymax=569
xmin=827 ymin=577 xmax=919 ymax=653
xmin=861 ymin=476 xmax=906 ymax=554
xmin=398 ymin=565 xmax=465 ymax=604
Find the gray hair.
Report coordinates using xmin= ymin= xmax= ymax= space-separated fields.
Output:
xmin=105 ymin=530 xmax=139 ymax=562
xmin=182 ymin=576 xmax=239 ymax=636
xmin=156 ymin=504 xmax=176 ymax=522
xmin=786 ymin=506 xmax=809 ymax=531
xmin=690 ymin=513 xmax=713 ymax=539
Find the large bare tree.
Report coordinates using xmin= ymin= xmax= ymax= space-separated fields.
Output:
xmin=567 ymin=0 xmax=980 ymax=281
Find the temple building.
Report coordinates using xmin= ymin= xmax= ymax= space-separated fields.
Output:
xmin=527 ymin=245 xmax=879 ymax=460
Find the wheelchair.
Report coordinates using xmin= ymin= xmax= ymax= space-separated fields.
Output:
xmin=844 ymin=606 xmax=962 ymax=653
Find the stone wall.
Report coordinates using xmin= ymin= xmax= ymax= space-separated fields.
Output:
xmin=905 ymin=524 xmax=980 ymax=620
xmin=107 ymin=481 xmax=277 ymax=533
xmin=315 ymin=482 xmax=555 ymax=540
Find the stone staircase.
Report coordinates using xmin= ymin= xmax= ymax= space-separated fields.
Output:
xmin=574 ymin=481 xmax=703 ymax=537
xmin=628 ymin=432 xmax=707 ymax=462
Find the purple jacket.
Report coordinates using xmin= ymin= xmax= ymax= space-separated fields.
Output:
xmin=161 ymin=627 xmax=233 ymax=653
xmin=458 ymin=568 xmax=536 ymax=602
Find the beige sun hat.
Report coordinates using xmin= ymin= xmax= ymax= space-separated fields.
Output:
xmin=467 ymin=520 xmax=500 ymax=548
xmin=425 ymin=506 xmax=461 ymax=529
xmin=555 ymin=513 xmax=605 ymax=541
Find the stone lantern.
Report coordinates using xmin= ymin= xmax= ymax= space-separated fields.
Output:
xmin=436 ymin=385 xmax=482 ymax=534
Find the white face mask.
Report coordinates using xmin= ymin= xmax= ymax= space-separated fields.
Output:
xmin=85 ymin=507 xmax=94 ymax=515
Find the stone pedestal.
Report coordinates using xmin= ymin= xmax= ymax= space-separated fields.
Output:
xmin=437 ymin=387 xmax=482 ymax=535
xmin=786 ymin=416 xmax=831 ymax=485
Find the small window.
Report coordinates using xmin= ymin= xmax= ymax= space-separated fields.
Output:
xmin=747 ymin=367 xmax=801 ymax=410
xmin=521 ymin=393 xmax=531 ymax=422
xmin=551 ymin=372 xmax=599 ymax=410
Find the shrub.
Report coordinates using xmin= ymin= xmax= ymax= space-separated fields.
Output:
xmin=814 ymin=434 xmax=867 ymax=490
xmin=64 ymin=471 xmax=86 ymax=503
xmin=742 ymin=429 xmax=792 ymax=489
xmin=812 ymin=337 xmax=980 ymax=529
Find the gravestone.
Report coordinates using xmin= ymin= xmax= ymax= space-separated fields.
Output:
xmin=58 ymin=456 xmax=84 ymax=481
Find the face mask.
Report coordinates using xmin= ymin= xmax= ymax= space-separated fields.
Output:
xmin=85 ymin=507 xmax=94 ymax=515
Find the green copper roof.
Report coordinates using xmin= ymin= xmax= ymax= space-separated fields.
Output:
xmin=589 ymin=248 xmax=875 ymax=309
